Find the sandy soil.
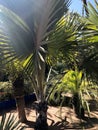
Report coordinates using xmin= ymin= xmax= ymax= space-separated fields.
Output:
xmin=3 ymin=105 xmax=98 ymax=130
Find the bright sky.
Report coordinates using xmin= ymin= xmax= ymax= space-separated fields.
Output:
xmin=69 ymin=0 xmax=95 ymax=15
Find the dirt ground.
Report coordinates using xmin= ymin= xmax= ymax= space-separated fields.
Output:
xmin=3 ymin=105 xmax=98 ymax=130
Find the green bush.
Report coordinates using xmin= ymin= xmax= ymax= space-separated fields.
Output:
xmin=0 ymin=82 xmax=13 ymax=101
xmin=0 ymin=81 xmax=34 ymax=101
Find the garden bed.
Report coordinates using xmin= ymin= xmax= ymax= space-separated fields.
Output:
xmin=1 ymin=106 xmax=98 ymax=130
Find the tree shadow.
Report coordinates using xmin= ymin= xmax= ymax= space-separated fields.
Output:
xmin=48 ymin=116 xmax=98 ymax=130
xmin=80 ymin=116 xmax=98 ymax=128
xmin=49 ymin=120 xmax=83 ymax=130
xmin=49 ymin=121 xmax=69 ymax=130
xmin=69 ymin=116 xmax=98 ymax=129
xmin=24 ymin=120 xmax=35 ymax=129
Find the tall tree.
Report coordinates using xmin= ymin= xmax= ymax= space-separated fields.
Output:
xmin=0 ymin=0 xmax=70 ymax=129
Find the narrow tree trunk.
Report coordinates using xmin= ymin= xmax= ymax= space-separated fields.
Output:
xmin=34 ymin=101 xmax=48 ymax=130
xmin=15 ymin=96 xmax=27 ymax=122
xmin=73 ymin=93 xmax=85 ymax=119
xmin=13 ymin=74 xmax=27 ymax=123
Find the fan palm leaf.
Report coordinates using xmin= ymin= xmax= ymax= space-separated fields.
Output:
xmin=47 ymin=12 xmax=85 ymax=66
xmin=78 ymin=0 xmax=98 ymax=83
xmin=0 ymin=0 xmax=71 ymax=101
xmin=0 ymin=113 xmax=25 ymax=130
xmin=88 ymin=0 xmax=98 ymax=26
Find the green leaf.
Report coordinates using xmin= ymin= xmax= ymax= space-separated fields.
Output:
xmin=0 ymin=5 xmax=30 ymax=32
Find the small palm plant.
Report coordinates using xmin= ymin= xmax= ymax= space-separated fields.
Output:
xmin=50 ymin=69 xmax=98 ymax=119
xmin=63 ymin=69 xmax=87 ymax=118
xmin=0 ymin=113 xmax=26 ymax=130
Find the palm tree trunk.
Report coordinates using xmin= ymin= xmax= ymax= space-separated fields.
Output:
xmin=73 ymin=93 xmax=85 ymax=119
xmin=15 ymin=96 xmax=27 ymax=122
xmin=13 ymin=74 xmax=27 ymax=123
xmin=34 ymin=101 xmax=48 ymax=130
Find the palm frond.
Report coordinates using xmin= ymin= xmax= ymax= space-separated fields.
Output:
xmin=76 ymin=1 xmax=98 ymax=83
xmin=0 ymin=113 xmax=25 ymax=130
xmin=0 ymin=0 xmax=70 ymax=70
xmin=88 ymin=1 xmax=98 ymax=26
xmin=0 ymin=4 xmax=30 ymax=32
xmin=81 ymin=52 xmax=98 ymax=83
xmin=47 ymin=12 xmax=84 ymax=65
xmin=0 ymin=0 xmax=71 ymax=100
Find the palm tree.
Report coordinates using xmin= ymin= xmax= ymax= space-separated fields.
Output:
xmin=70 ymin=1 xmax=98 ymax=116
xmin=78 ymin=0 xmax=98 ymax=83
xmin=0 ymin=0 xmax=70 ymax=129
xmin=13 ymin=74 xmax=27 ymax=123
xmin=11 ymin=67 xmax=27 ymax=123
xmin=0 ymin=61 xmax=27 ymax=123
xmin=48 ymin=1 xmax=98 ymax=118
